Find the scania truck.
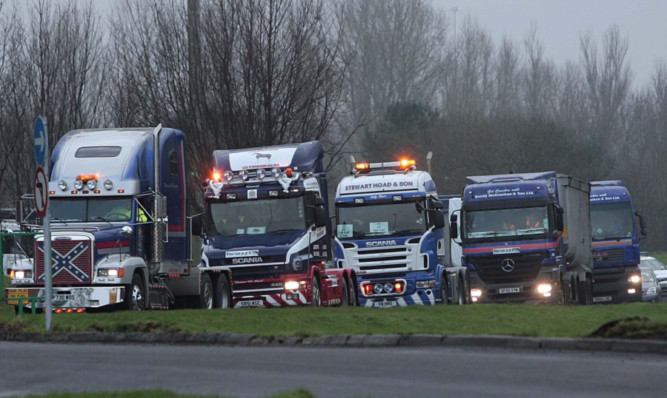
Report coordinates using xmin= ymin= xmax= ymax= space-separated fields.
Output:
xmin=201 ymin=141 xmax=356 ymax=308
xmin=590 ymin=181 xmax=646 ymax=303
xmin=6 ymin=126 xmax=230 ymax=312
xmin=334 ymin=159 xmax=468 ymax=307
xmin=452 ymin=172 xmax=592 ymax=304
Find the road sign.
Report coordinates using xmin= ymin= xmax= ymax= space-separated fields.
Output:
xmin=34 ymin=166 xmax=48 ymax=217
xmin=34 ymin=117 xmax=47 ymax=167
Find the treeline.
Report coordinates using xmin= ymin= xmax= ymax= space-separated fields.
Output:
xmin=0 ymin=0 xmax=665 ymax=250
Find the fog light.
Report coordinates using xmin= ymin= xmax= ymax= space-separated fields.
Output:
xmin=416 ymin=280 xmax=436 ymax=289
xmin=86 ymin=179 xmax=97 ymax=190
xmin=628 ymin=288 xmax=636 ymax=294
xmin=629 ymin=274 xmax=641 ymax=284
xmin=537 ymin=283 xmax=552 ymax=294
xmin=224 ymin=171 xmax=233 ymax=181
xmin=284 ymin=281 xmax=300 ymax=290
xmin=104 ymin=179 xmax=113 ymax=190
xmin=74 ymin=180 xmax=84 ymax=190
xmin=383 ymin=282 xmax=393 ymax=293
xmin=373 ymin=283 xmax=384 ymax=294
xmin=271 ymin=168 xmax=281 ymax=178
xmin=471 ymin=288 xmax=482 ymax=298
xmin=472 ymin=297 xmax=479 ymax=303
xmin=58 ymin=180 xmax=67 ymax=191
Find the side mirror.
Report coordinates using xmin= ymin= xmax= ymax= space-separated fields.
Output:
xmin=156 ymin=195 xmax=168 ymax=219
xmin=555 ymin=206 xmax=564 ymax=232
xmin=314 ymin=207 xmax=327 ymax=228
xmin=449 ymin=214 xmax=459 ymax=239
xmin=433 ymin=210 xmax=445 ymax=229
xmin=191 ymin=214 xmax=202 ymax=236
xmin=635 ymin=211 xmax=647 ymax=237
xmin=121 ymin=225 xmax=133 ymax=236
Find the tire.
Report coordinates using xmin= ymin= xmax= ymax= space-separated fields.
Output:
xmin=456 ymin=278 xmax=466 ymax=305
xmin=311 ymin=276 xmax=321 ymax=306
xmin=215 ymin=274 xmax=231 ymax=309
xmin=340 ymin=277 xmax=349 ymax=306
xmin=440 ymin=274 xmax=449 ymax=305
xmin=200 ymin=273 xmax=214 ymax=309
xmin=348 ymin=277 xmax=357 ymax=306
xmin=126 ymin=273 xmax=145 ymax=311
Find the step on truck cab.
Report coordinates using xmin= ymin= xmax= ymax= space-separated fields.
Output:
xmin=590 ymin=181 xmax=646 ymax=303
xmin=334 ymin=159 xmax=469 ymax=307
xmin=201 ymin=141 xmax=356 ymax=308
xmin=6 ymin=126 xmax=228 ymax=312
xmin=452 ymin=172 xmax=593 ymax=304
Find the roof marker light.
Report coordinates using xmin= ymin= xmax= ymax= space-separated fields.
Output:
xmin=117 ymin=189 xmax=125 ymax=193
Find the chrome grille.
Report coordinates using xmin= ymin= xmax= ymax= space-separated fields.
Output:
xmin=471 ymin=252 xmax=546 ymax=284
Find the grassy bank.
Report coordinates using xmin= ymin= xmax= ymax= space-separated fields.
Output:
xmin=2 ymin=300 xmax=666 ymax=339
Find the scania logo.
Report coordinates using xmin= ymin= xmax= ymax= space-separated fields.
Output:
xmin=366 ymin=240 xmax=397 ymax=247
xmin=232 ymin=257 xmax=264 ymax=264
xmin=501 ymin=258 xmax=515 ymax=273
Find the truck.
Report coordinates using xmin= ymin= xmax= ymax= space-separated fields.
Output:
xmin=451 ymin=171 xmax=592 ymax=304
xmin=590 ymin=180 xmax=646 ymax=303
xmin=5 ymin=125 xmax=230 ymax=312
xmin=333 ymin=159 xmax=469 ymax=308
xmin=201 ymin=141 xmax=356 ymax=308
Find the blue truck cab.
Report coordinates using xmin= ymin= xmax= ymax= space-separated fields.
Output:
xmin=201 ymin=141 xmax=356 ymax=308
xmin=334 ymin=159 xmax=468 ymax=307
xmin=590 ymin=181 xmax=646 ymax=303
xmin=454 ymin=172 xmax=592 ymax=304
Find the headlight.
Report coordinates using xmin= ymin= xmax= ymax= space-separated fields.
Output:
xmin=11 ymin=270 xmax=32 ymax=279
xmin=284 ymin=281 xmax=300 ymax=290
xmin=629 ymin=274 xmax=641 ymax=284
xmin=471 ymin=288 xmax=483 ymax=298
xmin=98 ymin=268 xmax=124 ymax=278
xmin=416 ymin=280 xmax=436 ymax=289
xmin=647 ymin=287 xmax=657 ymax=295
xmin=537 ymin=283 xmax=552 ymax=294
xmin=291 ymin=257 xmax=302 ymax=271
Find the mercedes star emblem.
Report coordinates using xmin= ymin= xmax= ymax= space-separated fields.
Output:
xmin=501 ymin=258 xmax=515 ymax=273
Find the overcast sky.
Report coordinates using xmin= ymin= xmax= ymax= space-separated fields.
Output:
xmin=435 ymin=0 xmax=664 ymax=88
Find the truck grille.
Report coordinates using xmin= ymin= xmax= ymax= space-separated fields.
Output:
xmin=593 ymin=248 xmax=625 ymax=263
xmin=471 ymin=252 xmax=546 ymax=285
xmin=353 ymin=246 xmax=410 ymax=272
xmin=35 ymin=237 xmax=93 ymax=285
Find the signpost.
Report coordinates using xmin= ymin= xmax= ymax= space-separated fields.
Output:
xmin=34 ymin=116 xmax=52 ymax=331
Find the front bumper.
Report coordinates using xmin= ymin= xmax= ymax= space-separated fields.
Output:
xmin=5 ymin=286 xmax=125 ymax=309
xmin=469 ymin=269 xmax=562 ymax=304
xmin=591 ymin=266 xmax=642 ymax=303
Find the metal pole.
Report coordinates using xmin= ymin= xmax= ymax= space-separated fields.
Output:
xmin=42 ymin=118 xmax=52 ymax=331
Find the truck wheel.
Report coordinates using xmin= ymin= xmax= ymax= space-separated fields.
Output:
xmin=311 ymin=276 xmax=321 ymax=306
xmin=215 ymin=274 xmax=231 ymax=309
xmin=200 ymin=273 xmax=214 ymax=309
xmin=440 ymin=275 xmax=449 ymax=305
xmin=348 ymin=277 xmax=357 ymax=306
xmin=456 ymin=278 xmax=466 ymax=305
xmin=126 ymin=273 xmax=145 ymax=311
xmin=340 ymin=277 xmax=349 ymax=306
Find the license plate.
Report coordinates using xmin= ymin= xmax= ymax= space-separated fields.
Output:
xmin=53 ymin=294 xmax=73 ymax=301
xmin=7 ymin=289 xmax=29 ymax=305
xmin=498 ymin=287 xmax=521 ymax=294
xmin=593 ymin=296 xmax=612 ymax=303
xmin=373 ymin=300 xmax=398 ymax=308
xmin=236 ymin=299 xmax=264 ymax=308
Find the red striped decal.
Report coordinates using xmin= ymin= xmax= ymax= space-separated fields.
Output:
xmin=96 ymin=240 xmax=130 ymax=249
xmin=463 ymin=241 xmax=558 ymax=254
xmin=592 ymin=239 xmax=632 ymax=247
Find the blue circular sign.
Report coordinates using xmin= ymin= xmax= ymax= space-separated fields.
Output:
xmin=34 ymin=117 xmax=47 ymax=167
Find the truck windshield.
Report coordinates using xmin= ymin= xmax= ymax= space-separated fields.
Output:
xmin=336 ymin=201 xmax=426 ymax=239
xmin=464 ymin=206 xmax=548 ymax=239
xmin=50 ymin=198 xmax=133 ymax=222
xmin=208 ymin=197 xmax=306 ymax=237
xmin=590 ymin=202 xmax=634 ymax=240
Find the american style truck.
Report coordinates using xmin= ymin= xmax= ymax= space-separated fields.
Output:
xmin=201 ymin=141 xmax=356 ymax=308
xmin=451 ymin=171 xmax=593 ymax=304
xmin=6 ymin=126 xmax=230 ymax=312
xmin=590 ymin=180 xmax=646 ymax=303
xmin=334 ymin=159 xmax=468 ymax=307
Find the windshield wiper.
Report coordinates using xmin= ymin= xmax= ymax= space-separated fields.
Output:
xmin=516 ymin=228 xmax=545 ymax=235
xmin=271 ymin=228 xmax=300 ymax=234
xmin=393 ymin=229 xmax=425 ymax=236
xmin=91 ymin=216 xmax=112 ymax=223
